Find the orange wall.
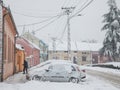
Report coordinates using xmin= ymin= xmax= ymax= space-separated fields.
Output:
xmin=15 ymin=49 xmax=25 ymax=72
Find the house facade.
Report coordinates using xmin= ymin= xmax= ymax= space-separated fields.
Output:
xmin=22 ymin=32 xmax=48 ymax=62
xmin=0 ymin=4 xmax=18 ymax=81
xmin=39 ymin=40 xmax=48 ymax=62
xmin=16 ymin=37 xmax=40 ymax=67
xmin=48 ymin=41 xmax=102 ymax=65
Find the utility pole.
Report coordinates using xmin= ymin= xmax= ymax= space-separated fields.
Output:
xmin=61 ymin=7 xmax=75 ymax=60
xmin=51 ymin=37 xmax=57 ymax=59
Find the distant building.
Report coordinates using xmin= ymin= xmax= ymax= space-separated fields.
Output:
xmin=22 ymin=32 xmax=48 ymax=62
xmin=48 ymin=41 xmax=103 ymax=65
xmin=39 ymin=40 xmax=48 ymax=62
xmin=16 ymin=37 xmax=40 ymax=67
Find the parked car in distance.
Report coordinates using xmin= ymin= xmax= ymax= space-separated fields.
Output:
xmin=29 ymin=60 xmax=86 ymax=83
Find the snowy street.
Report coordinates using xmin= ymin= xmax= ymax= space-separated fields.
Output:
xmin=1 ymin=61 xmax=120 ymax=90
xmin=0 ymin=70 xmax=119 ymax=90
xmin=86 ymin=69 xmax=120 ymax=89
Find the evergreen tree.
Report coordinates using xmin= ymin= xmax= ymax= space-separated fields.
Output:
xmin=100 ymin=0 xmax=120 ymax=61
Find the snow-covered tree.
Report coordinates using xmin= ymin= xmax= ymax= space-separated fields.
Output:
xmin=100 ymin=0 xmax=120 ymax=61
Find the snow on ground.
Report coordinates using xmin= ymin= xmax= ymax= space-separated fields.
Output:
xmin=105 ymin=62 xmax=120 ymax=68
xmin=1 ymin=61 xmax=120 ymax=90
xmin=0 ymin=75 xmax=119 ymax=90
xmin=84 ymin=62 xmax=120 ymax=76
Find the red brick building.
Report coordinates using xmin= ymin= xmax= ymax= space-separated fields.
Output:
xmin=0 ymin=5 xmax=18 ymax=81
xmin=16 ymin=37 xmax=40 ymax=67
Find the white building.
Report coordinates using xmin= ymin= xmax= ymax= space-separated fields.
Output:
xmin=48 ymin=41 xmax=102 ymax=65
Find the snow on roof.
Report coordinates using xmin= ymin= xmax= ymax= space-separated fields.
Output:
xmin=16 ymin=44 xmax=24 ymax=50
xmin=27 ymin=40 xmax=40 ymax=50
xmin=48 ymin=41 xmax=102 ymax=51
xmin=23 ymin=38 xmax=40 ymax=50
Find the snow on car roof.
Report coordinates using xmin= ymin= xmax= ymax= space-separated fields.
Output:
xmin=29 ymin=59 xmax=79 ymax=74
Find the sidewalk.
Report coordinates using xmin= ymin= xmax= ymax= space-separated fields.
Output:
xmin=4 ymin=72 xmax=28 ymax=84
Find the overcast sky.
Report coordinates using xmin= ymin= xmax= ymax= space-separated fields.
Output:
xmin=4 ymin=0 xmax=120 ymax=43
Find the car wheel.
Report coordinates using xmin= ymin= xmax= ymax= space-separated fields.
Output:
xmin=32 ymin=75 xmax=41 ymax=80
xmin=41 ymin=76 xmax=46 ymax=81
xmin=70 ymin=77 xmax=79 ymax=83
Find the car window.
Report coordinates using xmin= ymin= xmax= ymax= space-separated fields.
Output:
xmin=50 ymin=64 xmax=65 ymax=72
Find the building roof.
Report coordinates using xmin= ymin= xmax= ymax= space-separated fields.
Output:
xmin=16 ymin=44 xmax=24 ymax=50
xmin=23 ymin=37 xmax=40 ymax=50
xmin=48 ymin=41 xmax=103 ymax=51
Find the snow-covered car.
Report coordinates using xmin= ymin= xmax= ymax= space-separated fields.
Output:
xmin=29 ymin=60 xmax=86 ymax=83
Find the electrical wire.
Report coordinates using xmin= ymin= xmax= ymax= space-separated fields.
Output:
xmin=12 ymin=11 xmax=60 ymax=18
xmin=74 ymin=0 xmax=86 ymax=9
xmin=71 ymin=0 xmax=89 ymax=16
xmin=71 ymin=0 xmax=94 ymax=18
xmin=70 ymin=0 xmax=89 ymax=17
xmin=33 ymin=15 xmax=62 ymax=33
xmin=17 ymin=13 xmax=63 ymax=27
xmin=59 ymin=22 xmax=68 ymax=40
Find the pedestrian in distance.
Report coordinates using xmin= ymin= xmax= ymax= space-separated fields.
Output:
xmin=23 ymin=60 xmax=28 ymax=74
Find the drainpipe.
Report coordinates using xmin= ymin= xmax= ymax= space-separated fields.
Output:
xmin=13 ymin=35 xmax=18 ymax=74
xmin=1 ymin=9 xmax=8 ymax=82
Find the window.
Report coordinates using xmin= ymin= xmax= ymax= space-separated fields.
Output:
xmin=82 ymin=52 xmax=87 ymax=54
xmin=74 ymin=51 xmax=77 ymax=53
xmin=82 ymin=56 xmax=86 ymax=61
xmin=64 ymin=51 xmax=68 ymax=53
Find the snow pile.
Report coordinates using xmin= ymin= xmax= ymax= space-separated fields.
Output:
xmin=0 ymin=75 xmax=119 ymax=90
xmin=105 ymin=62 xmax=120 ymax=68
xmin=84 ymin=63 xmax=120 ymax=76
xmin=16 ymin=44 xmax=24 ymax=50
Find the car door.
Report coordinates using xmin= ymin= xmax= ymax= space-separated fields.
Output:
xmin=49 ymin=64 xmax=68 ymax=82
xmin=43 ymin=65 xmax=57 ymax=82
xmin=54 ymin=65 xmax=68 ymax=82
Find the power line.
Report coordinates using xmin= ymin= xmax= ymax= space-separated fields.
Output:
xmin=74 ymin=0 xmax=87 ymax=9
xmin=12 ymin=11 xmax=61 ymax=18
xmin=17 ymin=13 xmax=63 ymax=27
xmin=33 ymin=15 xmax=62 ymax=33
xmin=59 ymin=22 xmax=68 ymax=40
xmin=67 ymin=0 xmax=89 ymax=18
xmin=71 ymin=0 xmax=94 ymax=18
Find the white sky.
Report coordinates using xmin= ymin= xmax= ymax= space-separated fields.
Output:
xmin=3 ymin=0 xmax=120 ymax=43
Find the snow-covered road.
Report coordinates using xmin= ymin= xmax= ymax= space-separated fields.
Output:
xmin=0 ymin=72 xmax=119 ymax=90
xmin=86 ymin=69 xmax=120 ymax=89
